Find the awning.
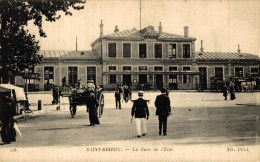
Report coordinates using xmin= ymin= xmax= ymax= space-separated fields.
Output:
xmin=0 ymin=84 xmax=26 ymax=101
xmin=103 ymin=71 xmax=202 ymax=75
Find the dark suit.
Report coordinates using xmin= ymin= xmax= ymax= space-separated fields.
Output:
xmin=1 ymin=97 xmax=16 ymax=143
xmin=115 ymin=91 xmax=121 ymax=109
xmin=86 ymin=92 xmax=100 ymax=126
xmin=155 ymin=94 xmax=171 ymax=135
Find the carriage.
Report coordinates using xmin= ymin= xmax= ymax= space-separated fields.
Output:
xmin=56 ymin=79 xmax=104 ymax=118
xmin=210 ymin=77 xmax=224 ymax=92
xmin=0 ymin=84 xmax=31 ymax=119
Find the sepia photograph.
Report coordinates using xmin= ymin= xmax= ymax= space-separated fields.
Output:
xmin=0 ymin=0 xmax=260 ymax=161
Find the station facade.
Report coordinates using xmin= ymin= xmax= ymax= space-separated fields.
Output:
xmin=15 ymin=22 xmax=260 ymax=91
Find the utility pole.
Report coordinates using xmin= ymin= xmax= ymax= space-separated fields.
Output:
xmin=140 ymin=0 xmax=142 ymax=30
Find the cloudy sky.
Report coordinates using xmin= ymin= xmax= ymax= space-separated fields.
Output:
xmin=28 ymin=0 xmax=260 ymax=55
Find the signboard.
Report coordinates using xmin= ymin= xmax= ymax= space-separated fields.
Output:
xmin=24 ymin=73 xmax=40 ymax=79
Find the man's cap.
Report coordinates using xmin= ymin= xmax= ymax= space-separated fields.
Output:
xmin=160 ymin=88 xmax=167 ymax=93
xmin=138 ymin=91 xmax=143 ymax=97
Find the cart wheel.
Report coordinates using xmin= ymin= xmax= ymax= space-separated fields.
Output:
xmin=98 ymin=94 xmax=104 ymax=118
xmin=70 ymin=104 xmax=77 ymax=118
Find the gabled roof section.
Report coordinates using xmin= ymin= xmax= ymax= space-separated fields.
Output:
xmin=195 ymin=52 xmax=259 ymax=60
xmin=39 ymin=50 xmax=100 ymax=59
xmin=91 ymin=26 xmax=196 ymax=46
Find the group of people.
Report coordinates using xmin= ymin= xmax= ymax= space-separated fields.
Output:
xmin=131 ymin=88 xmax=171 ymax=137
xmin=222 ymin=82 xmax=236 ymax=100
xmin=114 ymin=85 xmax=132 ymax=109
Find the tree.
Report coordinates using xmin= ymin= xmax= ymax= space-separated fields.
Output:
xmin=0 ymin=0 xmax=85 ymax=83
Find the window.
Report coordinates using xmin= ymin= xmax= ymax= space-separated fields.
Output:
xmin=139 ymin=44 xmax=147 ymax=58
xmin=183 ymin=75 xmax=190 ymax=83
xmin=183 ymin=66 xmax=190 ymax=71
xmin=109 ymin=66 xmax=116 ymax=71
xmin=183 ymin=44 xmax=190 ymax=58
xmin=169 ymin=74 xmax=177 ymax=83
xmin=169 ymin=44 xmax=176 ymax=58
xmin=44 ymin=67 xmax=54 ymax=81
xmin=235 ymin=67 xmax=243 ymax=77
xmin=108 ymin=43 xmax=116 ymax=57
xmin=215 ymin=67 xmax=223 ymax=80
xmin=154 ymin=44 xmax=162 ymax=58
xmin=87 ymin=67 xmax=96 ymax=83
xmin=110 ymin=75 xmax=117 ymax=84
xmin=123 ymin=66 xmax=131 ymax=71
xmin=123 ymin=43 xmax=131 ymax=58
xmin=169 ymin=66 xmax=177 ymax=71
xmin=154 ymin=66 xmax=163 ymax=71
xmin=251 ymin=67 xmax=259 ymax=77
xmin=139 ymin=66 xmax=147 ymax=71
xmin=44 ymin=67 xmax=54 ymax=90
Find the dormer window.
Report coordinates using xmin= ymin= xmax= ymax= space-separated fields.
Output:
xmin=139 ymin=44 xmax=147 ymax=58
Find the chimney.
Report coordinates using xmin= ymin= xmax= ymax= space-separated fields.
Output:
xmin=99 ymin=19 xmax=104 ymax=37
xmin=200 ymin=40 xmax=204 ymax=53
xmin=114 ymin=25 xmax=119 ymax=33
xmin=158 ymin=22 xmax=162 ymax=34
xmin=184 ymin=26 xmax=189 ymax=37
xmin=237 ymin=44 xmax=241 ymax=54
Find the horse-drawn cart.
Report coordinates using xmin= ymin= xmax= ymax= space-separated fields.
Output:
xmin=56 ymin=79 xmax=104 ymax=118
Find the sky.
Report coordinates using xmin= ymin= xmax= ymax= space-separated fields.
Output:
xmin=28 ymin=0 xmax=260 ymax=55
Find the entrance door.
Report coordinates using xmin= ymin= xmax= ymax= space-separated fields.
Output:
xmin=199 ymin=67 xmax=207 ymax=90
xmin=155 ymin=74 xmax=163 ymax=90
xmin=68 ymin=67 xmax=78 ymax=87
xmin=169 ymin=74 xmax=177 ymax=90
xmin=123 ymin=75 xmax=131 ymax=86
xmin=139 ymin=74 xmax=147 ymax=90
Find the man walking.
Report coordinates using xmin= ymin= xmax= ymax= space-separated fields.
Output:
xmin=131 ymin=91 xmax=149 ymax=138
xmin=155 ymin=88 xmax=171 ymax=136
xmin=115 ymin=89 xmax=121 ymax=109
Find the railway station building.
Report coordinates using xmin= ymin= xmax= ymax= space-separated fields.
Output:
xmin=14 ymin=22 xmax=260 ymax=91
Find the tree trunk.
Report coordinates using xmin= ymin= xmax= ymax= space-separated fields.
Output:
xmin=0 ymin=13 xmax=10 ymax=84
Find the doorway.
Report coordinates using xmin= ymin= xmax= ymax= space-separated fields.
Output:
xmin=199 ymin=67 xmax=207 ymax=90
xmin=155 ymin=74 xmax=163 ymax=90
xmin=123 ymin=75 xmax=131 ymax=86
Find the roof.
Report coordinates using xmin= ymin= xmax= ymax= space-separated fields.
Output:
xmin=91 ymin=27 xmax=196 ymax=46
xmin=39 ymin=50 xmax=100 ymax=59
xmin=195 ymin=52 xmax=259 ymax=60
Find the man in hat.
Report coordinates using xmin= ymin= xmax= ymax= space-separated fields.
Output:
xmin=155 ymin=88 xmax=171 ymax=136
xmin=1 ymin=94 xmax=16 ymax=144
xmin=86 ymin=87 xmax=100 ymax=126
xmin=131 ymin=91 xmax=149 ymax=138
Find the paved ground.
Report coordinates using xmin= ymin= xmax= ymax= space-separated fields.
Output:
xmin=0 ymin=91 xmax=260 ymax=162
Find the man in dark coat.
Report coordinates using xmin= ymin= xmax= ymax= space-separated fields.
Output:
xmin=86 ymin=89 xmax=100 ymax=126
xmin=155 ymin=88 xmax=171 ymax=136
xmin=131 ymin=91 xmax=149 ymax=138
xmin=62 ymin=76 xmax=66 ymax=87
xmin=115 ymin=89 xmax=121 ymax=109
xmin=222 ymin=83 xmax=228 ymax=100
xmin=0 ymin=94 xmax=16 ymax=144
xmin=229 ymin=83 xmax=236 ymax=100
